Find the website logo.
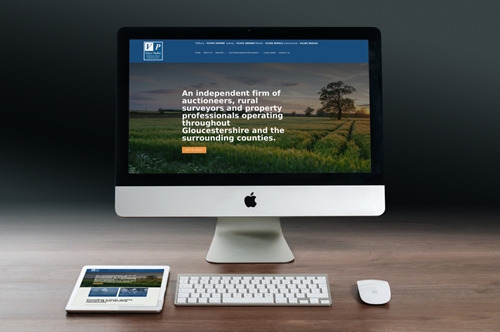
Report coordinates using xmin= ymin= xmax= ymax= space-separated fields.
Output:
xmin=143 ymin=41 xmax=163 ymax=61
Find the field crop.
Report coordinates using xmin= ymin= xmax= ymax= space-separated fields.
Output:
xmin=128 ymin=115 xmax=371 ymax=173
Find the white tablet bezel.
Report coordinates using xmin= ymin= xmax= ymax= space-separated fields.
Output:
xmin=65 ymin=265 xmax=170 ymax=313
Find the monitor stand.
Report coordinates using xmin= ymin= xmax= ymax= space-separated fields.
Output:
xmin=206 ymin=217 xmax=294 ymax=263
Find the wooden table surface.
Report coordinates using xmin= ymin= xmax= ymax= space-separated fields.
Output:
xmin=1 ymin=206 xmax=499 ymax=332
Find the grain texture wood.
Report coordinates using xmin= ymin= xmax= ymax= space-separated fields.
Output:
xmin=1 ymin=207 xmax=499 ymax=332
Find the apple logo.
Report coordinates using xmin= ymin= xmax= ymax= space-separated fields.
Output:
xmin=244 ymin=192 xmax=257 ymax=208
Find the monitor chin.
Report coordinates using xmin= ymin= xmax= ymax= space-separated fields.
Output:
xmin=115 ymin=185 xmax=385 ymax=218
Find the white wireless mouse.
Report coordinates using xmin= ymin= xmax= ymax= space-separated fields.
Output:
xmin=357 ymin=279 xmax=391 ymax=305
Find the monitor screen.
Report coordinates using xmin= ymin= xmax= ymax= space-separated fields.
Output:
xmin=115 ymin=27 xmax=384 ymax=262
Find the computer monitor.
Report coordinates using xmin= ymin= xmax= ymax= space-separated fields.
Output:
xmin=115 ymin=27 xmax=384 ymax=263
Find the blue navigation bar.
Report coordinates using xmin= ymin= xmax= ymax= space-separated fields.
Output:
xmin=130 ymin=40 xmax=368 ymax=63
xmin=86 ymin=269 xmax=165 ymax=273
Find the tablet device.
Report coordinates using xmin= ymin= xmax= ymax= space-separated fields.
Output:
xmin=65 ymin=265 xmax=170 ymax=313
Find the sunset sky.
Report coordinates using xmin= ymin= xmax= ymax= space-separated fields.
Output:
xmin=130 ymin=62 xmax=370 ymax=114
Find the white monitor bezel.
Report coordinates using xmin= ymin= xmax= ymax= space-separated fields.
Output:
xmin=116 ymin=27 xmax=384 ymax=218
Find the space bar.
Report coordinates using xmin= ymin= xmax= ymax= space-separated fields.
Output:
xmin=222 ymin=297 xmax=275 ymax=304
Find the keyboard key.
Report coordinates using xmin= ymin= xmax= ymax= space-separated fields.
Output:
xmin=223 ymin=297 xmax=274 ymax=304
xmin=307 ymin=292 xmax=329 ymax=298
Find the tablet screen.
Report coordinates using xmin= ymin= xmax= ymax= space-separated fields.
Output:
xmin=66 ymin=266 xmax=169 ymax=312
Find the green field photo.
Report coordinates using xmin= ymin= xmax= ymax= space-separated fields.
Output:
xmin=129 ymin=62 xmax=372 ymax=174
xmin=129 ymin=114 xmax=371 ymax=174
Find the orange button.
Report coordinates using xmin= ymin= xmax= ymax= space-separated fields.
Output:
xmin=182 ymin=146 xmax=207 ymax=154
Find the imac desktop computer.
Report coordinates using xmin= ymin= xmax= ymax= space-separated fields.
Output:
xmin=115 ymin=27 xmax=384 ymax=263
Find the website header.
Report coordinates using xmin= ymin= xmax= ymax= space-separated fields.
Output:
xmin=130 ymin=40 xmax=368 ymax=63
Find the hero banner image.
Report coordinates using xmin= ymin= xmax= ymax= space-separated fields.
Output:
xmin=129 ymin=40 xmax=371 ymax=174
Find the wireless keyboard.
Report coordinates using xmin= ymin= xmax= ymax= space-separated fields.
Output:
xmin=174 ymin=274 xmax=332 ymax=306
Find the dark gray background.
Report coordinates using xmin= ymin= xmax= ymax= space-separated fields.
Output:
xmin=1 ymin=0 xmax=499 ymax=211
